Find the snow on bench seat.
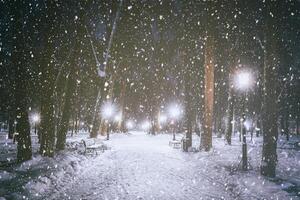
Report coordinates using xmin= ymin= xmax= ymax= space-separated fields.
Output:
xmin=169 ymin=140 xmax=181 ymax=149
xmin=81 ymin=139 xmax=107 ymax=155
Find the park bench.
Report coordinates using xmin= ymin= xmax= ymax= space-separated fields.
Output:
xmin=81 ymin=139 xmax=107 ymax=155
xmin=169 ymin=140 xmax=181 ymax=149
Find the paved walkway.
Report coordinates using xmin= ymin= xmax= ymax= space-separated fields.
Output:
xmin=47 ymin=132 xmax=236 ymax=200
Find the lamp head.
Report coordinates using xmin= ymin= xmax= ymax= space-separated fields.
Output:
xmin=101 ymin=101 xmax=116 ymax=119
xmin=234 ymin=71 xmax=253 ymax=91
xmin=32 ymin=113 xmax=40 ymax=123
xmin=168 ymin=103 xmax=182 ymax=119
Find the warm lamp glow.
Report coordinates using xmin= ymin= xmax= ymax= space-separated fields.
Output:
xmin=32 ymin=113 xmax=40 ymax=123
xmin=168 ymin=104 xmax=182 ymax=119
xmin=159 ymin=114 xmax=167 ymax=124
xmin=141 ymin=120 xmax=151 ymax=131
xmin=101 ymin=101 xmax=116 ymax=120
xmin=126 ymin=120 xmax=134 ymax=129
xmin=234 ymin=71 xmax=253 ymax=91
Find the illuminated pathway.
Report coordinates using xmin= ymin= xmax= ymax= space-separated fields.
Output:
xmin=47 ymin=131 xmax=239 ymax=200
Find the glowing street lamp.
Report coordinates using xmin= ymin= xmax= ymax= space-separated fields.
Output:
xmin=159 ymin=114 xmax=167 ymax=126
xmin=234 ymin=71 xmax=253 ymax=91
xmin=101 ymin=101 xmax=116 ymax=140
xmin=101 ymin=102 xmax=116 ymax=120
xmin=32 ymin=113 xmax=40 ymax=135
xmin=234 ymin=70 xmax=254 ymax=170
xmin=126 ymin=120 xmax=134 ymax=130
xmin=141 ymin=120 xmax=151 ymax=132
xmin=167 ymin=103 xmax=182 ymax=141
xmin=168 ymin=104 xmax=181 ymax=119
xmin=114 ymin=113 xmax=122 ymax=123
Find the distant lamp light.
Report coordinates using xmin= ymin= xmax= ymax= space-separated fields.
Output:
xmin=168 ymin=103 xmax=182 ymax=119
xmin=244 ymin=120 xmax=251 ymax=131
xmin=170 ymin=120 xmax=175 ymax=125
xmin=32 ymin=113 xmax=40 ymax=135
xmin=126 ymin=120 xmax=134 ymax=130
xmin=114 ymin=113 xmax=122 ymax=123
xmin=234 ymin=71 xmax=253 ymax=91
xmin=101 ymin=101 xmax=116 ymax=120
xmin=32 ymin=113 xmax=40 ymax=123
xmin=141 ymin=120 xmax=151 ymax=131
xmin=159 ymin=114 xmax=167 ymax=124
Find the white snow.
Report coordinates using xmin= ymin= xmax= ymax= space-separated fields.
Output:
xmin=0 ymin=131 xmax=299 ymax=199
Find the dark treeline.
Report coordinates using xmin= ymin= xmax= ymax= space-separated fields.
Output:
xmin=0 ymin=0 xmax=299 ymax=177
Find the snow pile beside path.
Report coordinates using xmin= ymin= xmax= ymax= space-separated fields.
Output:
xmin=0 ymin=132 xmax=109 ymax=199
xmin=24 ymin=153 xmax=89 ymax=198
xmin=0 ymin=170 xmax=15 ymax=181
xmin=24 ymin=138 xmax=109 ymax=199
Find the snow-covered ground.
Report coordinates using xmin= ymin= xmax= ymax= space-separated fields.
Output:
xmin=0 ymin=131 xmax=299 ymax=200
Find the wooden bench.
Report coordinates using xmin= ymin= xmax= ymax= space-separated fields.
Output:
xmin=169 ymin=140 xmax=181 ymax=149
xmin=81 ymin=139 xmax=106 ymax=155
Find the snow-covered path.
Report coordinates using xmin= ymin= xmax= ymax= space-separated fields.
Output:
xmin=1 ymin=131 xmax=297 ymax=199
xmin=47 ymin=132 xmax=237 ymax=200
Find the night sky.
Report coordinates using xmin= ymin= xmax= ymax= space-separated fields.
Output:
xmin=0 ymin=0 xmax=299 ymax=123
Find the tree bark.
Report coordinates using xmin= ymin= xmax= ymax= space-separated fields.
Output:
xmin=261 ymin=0 xmax=280 ymax=177
xmin=118 ymin=80 xmax=126 ymax=132
xmin=200 ymin=34 xmax=215 ymax=151
xmin=8 ymin=111 xmax=15 ymax=139
xmin=297 ymin=116 xmax=299 ymax=136
xmin=90 ymin=0 xmax=123 ymax=137
xmin=90 ymin=80 xmax=104 ymax=138
xmin=39 ymin=84 xmax=56 ymax=156
xmin=39 ymin=0 xmax=60 ymax=157
xmin=226 ymin=86 xmax=234 ymax=145
xmin=56 ymin=69 xmax=76 ymax=150
xmin=99 ymin=76 xmax=115 ymax=136
xmin=284 ymin=114 xmax=289 ymax=141
xmin=200 ymin=1 xmax=215 ymax=151
xmin=184 ymin=66 xmax=193 ymax=151
xmin=12 ymin=0 xmax=32 ymax=162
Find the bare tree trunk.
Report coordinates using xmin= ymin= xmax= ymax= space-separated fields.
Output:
xmin=184 ymin=66 xmax=193 ymax=151
xmin=90 ymin=82 xmax=104 ymax=138
xmin=56 ymin=68 xmax=76 ymax=150
xmin=261 ymin=0 xmax=280 ymax=177
xmin=90 ymin=0 xmax=123 ymax=137
xmin=12 ymin=0 xmax=32 ymax=162
xmin=39 ymin=82 xmax=56 ymax=157
xmin=226 ymin=86 xmax=234 ymax=145
xmin=200 ymin=34 xmax=215 ymax=151
xmin=75 ymin=112 xmax=79 ymax=134
xmin=99 ymin=76 xmax=115 ymax=137
xmin=149 ymin=100 xmax=159 ymax=135
xmin=297 ymin=116 xmax=299 ymax=136
xmin=200 ymin=1 xmax=215 ymax=151
xmin=280 ymin=115 xmax=284 ymax=136
xmin=8 ymin=111 xmax=15 ymax=139
xmin=39 ymin=1 xmax=62 ymax=157
xmin=284 ymin=114 xmax=289 ymax=141
xmin=118 ymin=81 xmax=126 ymax=132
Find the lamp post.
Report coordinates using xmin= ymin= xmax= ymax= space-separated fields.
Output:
xmin=234 ymin=70 xmax=254 ymax=170
xmin=168 ymin=104 xmax=181 ymax=141
xmin=32 ymin=113 xmax=40 ymax=135
xmin=101 ymin=101 xmax=116 ymax=140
